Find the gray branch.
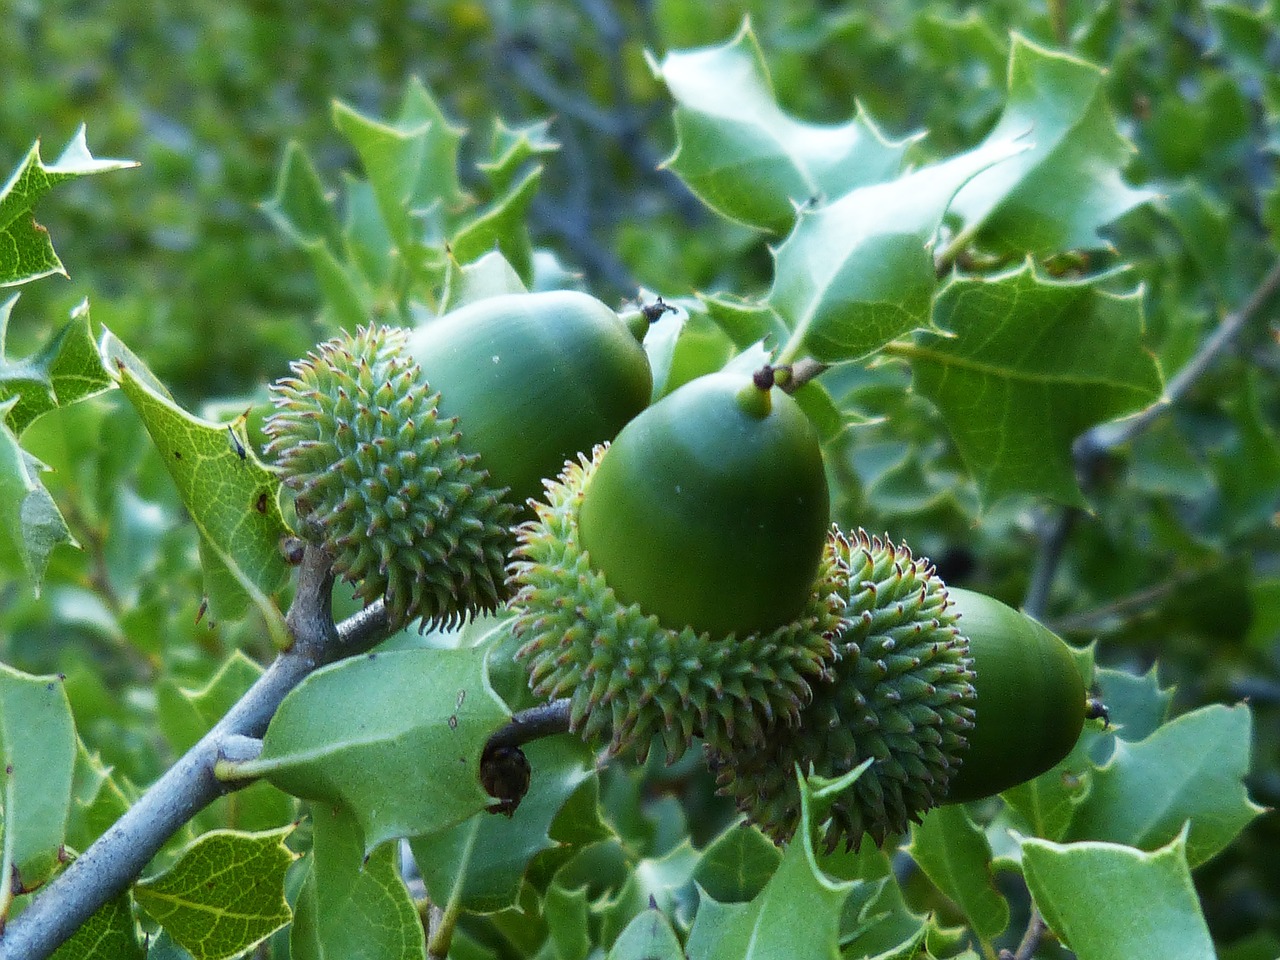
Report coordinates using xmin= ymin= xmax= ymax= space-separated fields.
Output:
xmin=1021 ymin=254 xmax=1280 ymax=616
xmin=0 ymin=544 xmax=391 ymax=960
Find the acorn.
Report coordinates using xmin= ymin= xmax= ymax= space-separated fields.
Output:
xmin=265 ymin=291 xmax=652 ymax=631
xmin=508 ymin=370 xmax=845 ymax=761
xmin=708 ymin=536 xmax=1087 ymax=851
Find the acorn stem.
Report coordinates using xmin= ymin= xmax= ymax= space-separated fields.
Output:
xmin=483 ymin=699 xmax=573 ymax=754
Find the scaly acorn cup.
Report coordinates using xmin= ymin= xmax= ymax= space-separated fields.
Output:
xmin=265 ymin=291 xmax=651 ymax=631
xmin=509 ymin=370 xmax=845 ymax=762
xmin=709 ymin=542 xmax=1088 ymax=851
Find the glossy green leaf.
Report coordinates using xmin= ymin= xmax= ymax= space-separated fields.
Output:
xmin=0 ymin=403 xmax=74 ymax=592
xmin=1021 ymin=830 xmax=1214 ymax=960
xmin=0 ymin=297 xmax=115 ymax=438
xmin=1213 ymin=373 xmax=1280 ymax=538
xmin=331 ymin=80 xmax=467 ymax=249
xmin=1093 ymin=665 xmax=1173 ymax=747
xmin=656 ymin=21 xmax=909 ymax=233
xmin=156 ymin=650 xmax=263 ymax=755
xmin=0 ymin=663 xmax=76 ymax=909
xmin=449 ymin=166 xmax=541 ymax=285
xmin=545 ymin=881 xmax=591 ymax=960
xmin=817 ymin=843 xmax=929 ymax=960
xmin=607 ymin=907 xmax=684 ymax=960
xmin=905 ymin=264 xmax=1162 ymax=506
xmin=907 ymin=806 xmax=1009 ymax=941
xmin=1065 ymin=703 xmax=1263 ymax=867
xmin=946 ymin=36 xmax=1154 ymax=255
xmin=101 ymin=329 xmax=289 ymax=643
xmin=598 ymin=841 xmax=699 ymax=948
xmin=261 ymin=141 xmax=344 ymax=255
xmin=134 ymin=827 xmax=295 ymax=960
xmin=50 ymin=894 xmax=144 ymax=960
xmin=439 ymin=250 xmax=527 ymax=314
xmin=66 ymin=740 xmax=131 ymax=854
xmin=692 ymin=821 xmax=782 ymax=903
xmin=686 ymin=774 xmax=855 ymax=960
xmin=291 ymin=806 xmax=426 ymax=960
xmin=479 ymin=118 xmax=559 ymax=195
xmin=246 ymin=647 xmax=510 ymax=850
xmin=0 ymin=127 xmax=137 ymax=287
xmin=409 ymin=736 xmax=596 ymax=915
xmin=769 ymin=138 xmax=1025 ymax=365
xmin=700 ymin=292 xmax=789 ymax=352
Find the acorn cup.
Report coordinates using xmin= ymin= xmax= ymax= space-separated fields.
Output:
xmin=264 ymin=291 xmax=652 ymax=631
xmin=508 ymin=369 xmax=846 ymax=762
xmin=708 ymin=549 xmax=1088 ymax=852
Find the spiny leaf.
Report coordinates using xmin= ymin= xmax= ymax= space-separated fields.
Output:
xmin=134 ymin=827 xmax=296 ymax=960
xmin=0 ymin=663 xmax=76 ymax=913
xmin=0 ymin=403 xmax=75 ymax=592
xmin=100 ymin=328 xmax=289 ymax=644
xmin=656 ymin=20 xmax=911 ymax=233
xmin=606 ymin=907 xmax=684 ymax=960
xmin=768 ymin=137 xmax=1026 ymax=364
xmin=479 ymin=118 xmax=559 ymax=195
xmin=1065 ymin=703 xmax=1263 ymax=867
xmin=908 ymin=806 xmax=1009 ymax=941
xmin=902 ymin=263 xmax=1162 ymax=507
xmin=0 ymin=297 xmax=115 ymax=438
xmin=409 ymin=736 xmax=596 ymax=915
xmin=946 ymin=35 xmax=1155 ymax=256
xmin=449 ymin=166 xmax=541 ymax=285
xmin=1021 ymin=829 xmax=1215 ymax=960
xmin=686 ymin=771 xmax=857 ymax=960
xmin=0 ymin=127 xmax=137 ymax=287
xmin=49 ymin=894 xmax=143 ymax=960
xmin=291 ymin=807 xmax=426 ymax=960
xmin=245 ymin=646 xmax=510 ymax=851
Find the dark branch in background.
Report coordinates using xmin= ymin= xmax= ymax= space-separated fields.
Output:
xmin=1009 ymin=255 xmax=1280 ymax=960
xmin=1 ymin=546 xmax=392 ymax=960
xmin=1021 ymin=253 xmax=1280 ymax=619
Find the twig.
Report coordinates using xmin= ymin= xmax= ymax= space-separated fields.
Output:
xmin=0 ymin=546 xmax=392 ymax=960
xmin=1075 ymin=254 xmax=1280 ymax=465
xmin=483 ymin=699 xmax=573 ymax=755
xmin=999 ymin=904 xmax=1047 ymax=960
xmin=1022 ymin=508 xmax=1078 ymax=620
xmin=1020 ymin=254 xmax=1280 ymax=617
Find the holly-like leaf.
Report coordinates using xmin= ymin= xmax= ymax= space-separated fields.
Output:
xmin=100 ymin=329 xmax=290 ymax=644
xmin=332 ymin=80 xmax=467 ymax=250
xmin=0 ymin=663 xmax=76 ymax=912
xmin=438 ymin=249 xmax=527 ymax=314
xmin=692 ymin=820 xmax=782 ymax=903
xmin=607 ymin=907 xmax=684 ymax=960
xmin=0 ymin=297 xmax=115 ymax=438
xmin=156 ymin=650 xmax=263 ymax=755
xmin=479 ymin=118 xmax=559 ymax=195
xmin=1021 ymin=830 xmax=1215 ymax=960
xmin=946 ymin=36 xmax=1155 ymax=256
xmin=49 ymin=894 xmax=144 ymax=960
xmin=686 ymin=773 xmax=855 ymax=960
xmin=655 ymin=21 xmax=911 ymax=233
xmin=818 ymin=842 xmax=930 ymax=960
xmin=409 ymin=736 xmax=596 ymax=915
xmin=261 ymin=141 xmax=344 ymax=255
xmin=449 ymin=166 xmax=541 ymax=285
xmin=768 ymin=137 xmax=1026 ymax=365
xmin=0 ymin=404 xmax=75 ymax=592
xmin=243 ymin=647 xmax=510 ymax=851
xmin=903 ymin=264 xmax=1162 ymax=506
xmin=0 ymin=127 xmax=137 ymax=287
xmin=908 ymin=806 xmax=1009 ymax=942
xmin=66 ymin=740 xmax=130 ymax=854
xmin=133 ymin=827 xmax=295 ymax=960
xmin=1065 ymin=703 xmax=1263 ymax=867
xmin=291 ymin=807 xmax=426 ymax=960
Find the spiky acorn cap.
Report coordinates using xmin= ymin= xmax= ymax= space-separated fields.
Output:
xmin=707 ymin=529 xmax=977 ymax=852
xmin=264 ymin=325 xmax=514 ymax=630
xmin=507 ymin=446 xmax=848 ymax=763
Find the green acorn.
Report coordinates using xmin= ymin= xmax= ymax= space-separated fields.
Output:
xmin=709 ymin=538 xmax=1088 ymax=851
xmin=509 ymin=370 xmax=845 ymax=762
xmin=265 ymin=291 xmax=651 ymax=631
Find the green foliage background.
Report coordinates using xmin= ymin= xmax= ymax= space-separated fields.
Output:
xmin=2 ymin=0 xmax=1279 ymax=957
